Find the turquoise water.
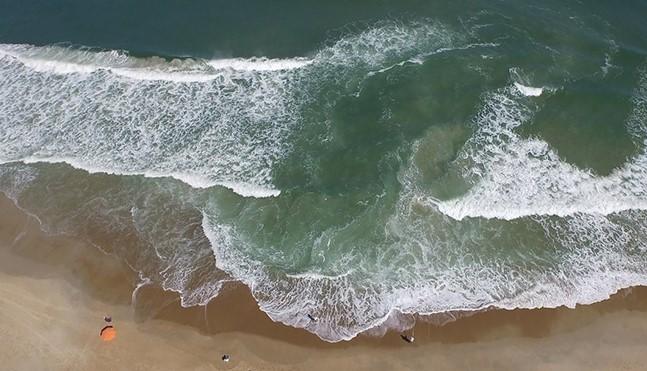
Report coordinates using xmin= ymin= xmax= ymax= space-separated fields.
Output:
xmin=1 ymin=1 xmax=647 ymax=341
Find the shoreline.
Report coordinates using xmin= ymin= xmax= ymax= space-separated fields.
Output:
xmin=2 ymin=194 xmax=647 ymax=370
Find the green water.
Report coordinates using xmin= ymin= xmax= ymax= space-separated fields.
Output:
xmin=1 ymin=0 xmax=647 ymax=341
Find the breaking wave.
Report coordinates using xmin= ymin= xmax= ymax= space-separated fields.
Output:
xmin=0 ymin=20 xmax=458 ymax=198
xmin=435 ymin=69 xmax=647 ymax=220
xmin=0 ymin=46 xmax=302 ymax=196
xmin=0 ymin=44 xmax=313 ymax=80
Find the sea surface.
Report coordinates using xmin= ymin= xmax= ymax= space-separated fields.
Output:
xmin=1 ymin=0 xmax=647 ymax=342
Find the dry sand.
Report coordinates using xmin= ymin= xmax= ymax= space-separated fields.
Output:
xmin=1 ymin=194 xmax=647 ymax=371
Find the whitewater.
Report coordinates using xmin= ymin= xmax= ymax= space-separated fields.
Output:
xmin=1 ymin=15 xmax=647 ymax=343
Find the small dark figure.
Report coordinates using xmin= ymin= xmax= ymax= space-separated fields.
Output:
xmin=307 ymin=314 xmax=318 ymax=322
xmin=222 ymin=354 xmax=230 ymax=362
xmin=400 ymin=334 xmax=415 ymax=343
xmin=104 ymin=315 xmax=112 ymax=323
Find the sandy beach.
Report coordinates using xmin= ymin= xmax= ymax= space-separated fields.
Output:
xmin=0 ymin=194 xmax=646 ymax=371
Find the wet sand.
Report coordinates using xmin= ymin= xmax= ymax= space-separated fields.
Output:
xmin=1 ymin=194 xmax=647 ymax=370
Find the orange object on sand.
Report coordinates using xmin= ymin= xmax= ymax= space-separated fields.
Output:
xmin=100 ymin=325 xmax=117 ymax=341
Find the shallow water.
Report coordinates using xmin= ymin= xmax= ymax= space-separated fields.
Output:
xmin=1 ymin=0 xmax=647 ymax=341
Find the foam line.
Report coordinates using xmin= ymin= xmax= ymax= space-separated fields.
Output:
xmin=0 ymin=44 xmax=313 ymax=82
xmin=207 ymin=57 xmax=313 ymax=71
xmin=6 ymin=157 xmax=283 ymax=197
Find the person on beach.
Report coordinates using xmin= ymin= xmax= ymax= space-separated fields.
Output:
xmin=400 ymin=333 xmax=414 ymax=343
xmin=307 ymin=314 xmax=318 ymax=322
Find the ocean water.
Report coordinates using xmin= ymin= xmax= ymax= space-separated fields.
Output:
xmin=1 ymin=0 xmax=647 ymax=341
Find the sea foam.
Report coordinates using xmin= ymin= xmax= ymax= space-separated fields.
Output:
xmin=514 ymin=82 xmax=543 ymax=96
xmin=199 ymin=62 xmax=647 ymax=343
xmin=7 ymin=20 xmax=644 ymax=346
xmin=434 ymin=69 xmax=647 ymax=220
xmin=0 ymin=44 xmax=307 ymax=197
xmin=0 ymin=21 xmax=456 ymax=199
